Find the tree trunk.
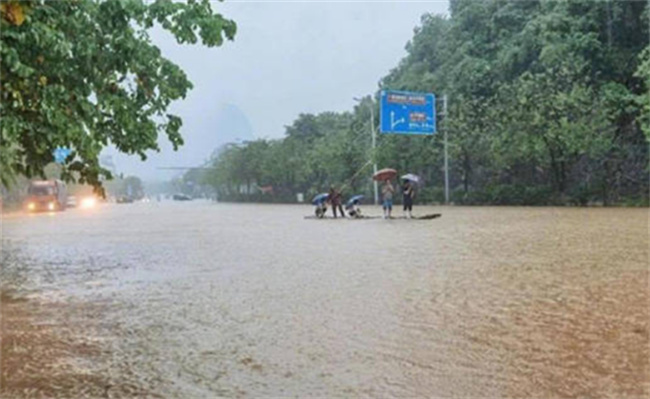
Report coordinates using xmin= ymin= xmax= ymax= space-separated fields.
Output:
xmin=462 ymin=148 xmax=471 ymax=193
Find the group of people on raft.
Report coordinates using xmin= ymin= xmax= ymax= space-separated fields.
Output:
xmin=315 ymin=178 xmax=416 ymax=219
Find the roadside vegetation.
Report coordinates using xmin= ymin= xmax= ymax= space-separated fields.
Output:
xmin=0 ymin=0 xmax=235 ymax=195
xmin=202 ymin=1 xmax=649 ymax=206
xmin=1 ymin=1 xmax=647 ymax=207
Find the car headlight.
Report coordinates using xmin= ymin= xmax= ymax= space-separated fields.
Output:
xmin=80 ymin=197 xmax=96 ymax=209
xmin=48 ymin=202 xmax=55 ymax=211
xmin=27 ymin=202 xmax=36 ymax=211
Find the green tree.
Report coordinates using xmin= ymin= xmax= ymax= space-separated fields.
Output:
xmin=0 ymin=0 xmax=235 ymax=194
xmin=201 ymin=0 xmax=648 ymax=206
xmin=496 ymin=70 xmax=612 ymax=194
xmin=636 ymin=46 xmax=650 ymax=140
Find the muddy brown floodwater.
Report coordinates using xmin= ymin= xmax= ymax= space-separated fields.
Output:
xmin=1 ymin=202 xmax=648 ymax=398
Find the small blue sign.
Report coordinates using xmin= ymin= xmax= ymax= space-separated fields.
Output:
xmin=380 ymin=90 xmax=436 ymax=135
xmin=53 ymin=147 xmax=72 ymax=164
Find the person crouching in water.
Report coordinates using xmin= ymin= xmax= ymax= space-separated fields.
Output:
xmin=328 ymin=186 xmax=345 ymax=218
xmin=402 ymin=179 xmax=415 ymax=218
xmin=382 ymin=180 xmax=394 ymax=219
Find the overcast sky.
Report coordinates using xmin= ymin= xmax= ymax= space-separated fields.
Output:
xmin=107 ymin=1 xmax=450 ymax=181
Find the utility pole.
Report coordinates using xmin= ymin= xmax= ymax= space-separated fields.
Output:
xmin=370 ymin=104 xmax=379 ymax=205
xmin=443 ymin=94 xmax=449 ymax=204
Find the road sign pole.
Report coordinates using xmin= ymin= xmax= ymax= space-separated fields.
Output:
xmin=443 ymin=94 xmax=449 ymax=204
xmin=371 ymin=105 xmax=379 ymax=205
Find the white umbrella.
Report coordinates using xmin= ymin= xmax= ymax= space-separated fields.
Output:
xmin=401 ymin=173 xmax=420 ymax=184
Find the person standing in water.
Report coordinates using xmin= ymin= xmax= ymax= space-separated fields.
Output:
xmin=402 ymin=179 xmax=415 ymax=218
xmin=382 ymin=180 xmax=395 ymax=219
xmin=328 ymin=186 xmax=344 ymax=218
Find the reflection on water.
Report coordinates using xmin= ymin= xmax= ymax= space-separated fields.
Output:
xmin=1 ymin=202 xmax=648 ymax=397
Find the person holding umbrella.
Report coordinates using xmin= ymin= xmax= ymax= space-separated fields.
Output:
xmin=382 ymin=180 xmax=395 ymax=219
xmin=345 ymin=195 xmax=364 ymax=218
xmin=312 ymin=192 xmax=329 ymax=218
xmin=401 ymin=174 xmax=418 ymax=219
xmin=372 ymin=168 xmax=398 ymax=219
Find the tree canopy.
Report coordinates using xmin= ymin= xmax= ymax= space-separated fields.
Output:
xmin=0 ymin=0 xmax=235 ymax=194
xmin=204 ymin=0 xmax=648 ymax=206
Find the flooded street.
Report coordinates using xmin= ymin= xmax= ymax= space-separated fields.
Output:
xmin=1 ymin=202 xmax=648 ymax=398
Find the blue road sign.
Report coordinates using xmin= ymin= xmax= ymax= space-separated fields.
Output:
xmin=380 ymin=90 xmax=436 ymax=135
xmin=53 ymin=147 xmax=72 ymax=164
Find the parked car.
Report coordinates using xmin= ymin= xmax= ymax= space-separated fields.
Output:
xmin=116 ymin=196 xmax=134 ymax=204
xmin=172 ymin=194 xmax=192 ymax=201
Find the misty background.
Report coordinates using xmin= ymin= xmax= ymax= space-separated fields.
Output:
xmin=104 ymin=1 xmax=449 ymax=182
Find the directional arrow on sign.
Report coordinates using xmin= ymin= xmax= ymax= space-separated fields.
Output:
xmin=390 ymin=111 xmax=405 ymax=130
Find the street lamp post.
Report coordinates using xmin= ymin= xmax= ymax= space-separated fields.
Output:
xmin=354 ymin=97 xmax=379 ymax=205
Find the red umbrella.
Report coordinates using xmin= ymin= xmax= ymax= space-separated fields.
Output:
xmin=372 ymin=168 xmax=397 ymax=181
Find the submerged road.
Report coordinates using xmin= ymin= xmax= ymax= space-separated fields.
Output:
xmin=1 ymin=202 xmax=648 ymax=398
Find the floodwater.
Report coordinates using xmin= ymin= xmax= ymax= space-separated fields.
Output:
xmin=1 ymin=202 xmax=648 ymax=398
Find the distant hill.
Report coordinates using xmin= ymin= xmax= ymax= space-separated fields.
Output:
xmin=213 ymin=103 xmax=254 ymax=146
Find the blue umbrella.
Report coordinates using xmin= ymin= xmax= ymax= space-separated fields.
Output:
xmin=312 ymin=193 xmax=329 ymax=205
xmin=345 ymin=195 xmax=364 ymax=208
